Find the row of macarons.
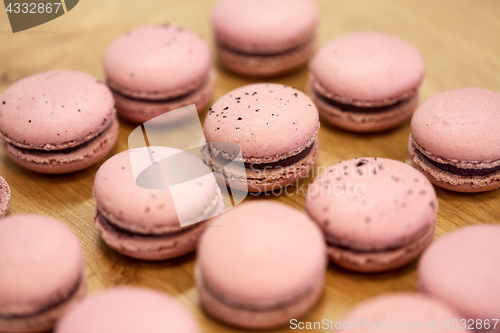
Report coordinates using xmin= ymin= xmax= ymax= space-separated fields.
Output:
xmin=1 ymin=197 xmax=498 ymax=331
xmin=0 ymin=18 xmax=498 ymax=194
xmin=0 ymin=20 xmax=422 ymax=176
xmin=1 ymin=67 xmax=498 ymax=196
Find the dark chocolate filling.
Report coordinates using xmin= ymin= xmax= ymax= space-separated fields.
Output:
xmin=217 ymin=40 xmax=309 ymax=58
xmin=201 ymin=273 xmax=320 ymax=312
xmin=110 ymin=77 xmax=207 ymax=104
xmin=4 ymin=119 xmax=114 ymax=155
xmin=0 ymin=274 xmax=83 ymax=319
xmin=327 ymin=240 xmax=405 ymax=254
xmin=415 ymin=148 xmax=500 ymax=177
xmin=314 ymin=88 xmax=409 ymax=114
xmin=96 ymin=209 xmax=200 ymax=239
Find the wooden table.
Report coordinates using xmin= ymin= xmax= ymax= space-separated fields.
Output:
xmin=1 ymin=1 xmax=500 ymax=331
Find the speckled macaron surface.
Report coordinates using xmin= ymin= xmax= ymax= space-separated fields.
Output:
xmin=338 ymin=293 xmax=469 ymax=333
xmin=306 ymin=158 xmax=438 ymax=272
xmin=0 ymin=70 xmax=114 ymax=150
xmin=55 ymin=287 xmax=200 ymax=333
xmin=212 ymin=0 xmax=318 ymax=54
xmin=310 ymin=32 xmax=425 ymax=106
xmin=203 ymin=83 xmax=319 ymax=192
xmin=419 ymin=225 xmax=500 ymax=323
xmin=0 ymin=69 xmax=118 ymax=174
xmin=196 ymin=201 xmax=326 ymax=329
xmin=0 ymin=215 xmax=85 ymax=332
xmin=103 ymin=24 xmax=212 ymax=100
xmin=204 ymin=83 xmax=319 ymax=159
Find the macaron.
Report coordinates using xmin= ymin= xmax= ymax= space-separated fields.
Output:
xmin=212 ymin=0 xmax=318 ymax=77
xmin=0 ymin=70 xmax=118 ymax=174
xmin=0 ymin=176 xmax=11 ymax=217
xmin=309 ymin=32 xmax=425 ymax=132
xmin=305 ymin=158 xmax=438 ymax=272
xmin=418 ymin=225 xmax=500 ymax=325
xmin=337 ymin=293 xmax=469 ymax=333
xmin=0 ymin=215 xmax=86 ymax=333
xmin=55 ymin=287 xmax=200 ymax=333
xmin=103 ymin=24 xmax=214 ymax=124
xmin=196 ymin=201 xmax=327 ymax=329
xmin=93 ymin=147 xmax=224 ymax=261
xmin=409 ymin=87 xmax=500 ymax=192
xmin=203 ymin=83 xmax=320 ymax=193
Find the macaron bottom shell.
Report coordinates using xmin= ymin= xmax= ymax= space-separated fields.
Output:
xmin=216 ymin=39 xmax=315 ymax=78
xmin=2 ymin=116 xmax=119 ymax=174
xmin=328 ymin=224 xmax=435 ymax=273
xmin=94 ymin=189 xmax=224 ymax=261
xmin=95 ymin=211 xmax=211 ymax=261
xmin=0 ymin=274 xmax=86 ymax=333
xmin=408 ymin=135 xmax=500 ymax=193
xmin=112 ymin=71 xmax=215 ymax=124
xmin=203 ymin=139 xmax=319 ymax=193
xmin=195 ymin=265 xmax=324 ymax=330
xmin=310 ymin=85 xmax=419 ymax=133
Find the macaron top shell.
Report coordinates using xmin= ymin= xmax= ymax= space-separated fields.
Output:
xmin=418 ymin=224 xmax=500 ymax=320
xmin=310 ymin=32 xmax=425 ymax=106
xmin=411 ymin=87 xmax=500 ymax=162
xmin=306 ymin=158 xmax=438 ymax=250
xmin=0 ymin=215 xmax=83 ymax=313
xmin=198 ymin=201 xmax=326 ymax=304
xmin=0 ymin=70 xmax=114 ymax=150
xmin=93 ymin=147 xmax=219 ymax=233
xmin=339 ymin=293 xmax=467 ymax=333
xmin=204 ymin=83 xmax=319 ymax=158
xmin=212 ymin=0 xmax=318 ymax=53
xmin=55 ymin=287 xmax=200 ymax=333
xmin=103 ymin=25 xmax=211 ymax=99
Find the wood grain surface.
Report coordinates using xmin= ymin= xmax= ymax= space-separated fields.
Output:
xmin=1 ymin=1 xmax=500 ymax=332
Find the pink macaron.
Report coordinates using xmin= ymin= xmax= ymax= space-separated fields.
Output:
xmin=409 ymin=88 xmax=500 ymax=193
xmin=93 ymin=147 xmax=224 ymax=261
xmin=0 ymin=176 xmax=11 ymax=217
xmin=309 ymin=32 xmax=425 ymax=132
xmin=203 ymin=83 xmax=319 ymax=193
xmin=337 ymin=293 xmax=469 ymax=333
xmin=0 ymin=215 xmax=86 ymax=333
xmin=418 ymin=225 xmax=500 ymax=326
xmin=212 ymin=0 xmax=318 ymax=77
xmin=0 ymin=70 xmax=118 ymax=174
xmin=55 ymin=287 xmax=199 ymax=333
xmin=103 ymin=24 xmax=214 ymax=124
xmin=196 ymin=201 xmax=327 ymax=329
xmin=305 ymin=158 xmax=438 ymax=272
